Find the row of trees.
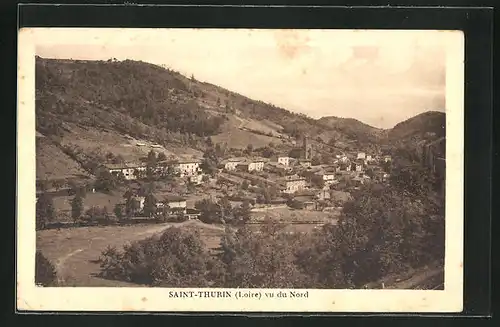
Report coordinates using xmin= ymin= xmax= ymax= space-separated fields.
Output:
xmin=194 ymin=198 xmax=251 ymax=226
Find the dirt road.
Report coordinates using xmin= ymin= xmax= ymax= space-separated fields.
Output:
xmin=37 ymin=220 xmax=224 ymax=286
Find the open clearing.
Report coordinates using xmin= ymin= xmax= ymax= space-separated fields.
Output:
xmin=37 ymin=220 xmax=225 ymax=287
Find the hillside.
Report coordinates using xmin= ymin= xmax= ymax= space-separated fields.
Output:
xmin=35 ymin=56 xmax=444 ymax=182
xmin=317 ymin=116 xmax=384 ymax=144
xmin=388 ymin=111 xmax=445 ymax=145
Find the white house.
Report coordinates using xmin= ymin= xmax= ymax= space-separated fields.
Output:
xmin=222 ymin=158 xmax=244 ymax=171
xmin=354 ymin=160 xmax=364 ymax=172
xmin=177 ymin=159 xmax=202 ymax=177
xmin=189 ymin=174 xmax=204 ymax=185
xmin=320 ymin=172 xmax=336 ymax=185
xmin=278 ymin=156 xmax=292 ymax=167
xmin=280 ymin=176 xmax=307 ymax=194
xmin=108 ymin=163 xmax=147 ymax=180
xmin=357 ymin=152 xmax=366 ymax=160
xmin=238 ymin=159 xmax=265 ymax=172
xmin=384 ymin=155 xmax=392 ymax=163
xmin=299 ymin=159 xmax=312 ymax=168
xmin=164 ymin=195 xmax=187 ymax=214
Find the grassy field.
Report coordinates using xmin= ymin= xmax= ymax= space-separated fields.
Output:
xmin=59 ymin=123 xmax=203 ymax=162
xmin=212 ymin=115 xmax=284 ymax=149
xmin=36 ymin=136 xmax=90 ymax=181
xmin=37 ymin=220 xmax=225 ymax=286
xmin=52 ymin=191 xmax=125 ymax=221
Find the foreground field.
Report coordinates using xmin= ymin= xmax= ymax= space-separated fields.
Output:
xmin=37 ymin=220 xmax=224 ymax=287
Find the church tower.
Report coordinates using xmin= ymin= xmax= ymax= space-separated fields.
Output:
xmin=303 ymin=136 xmax=312 ymax=160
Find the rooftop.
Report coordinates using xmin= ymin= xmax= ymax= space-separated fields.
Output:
xmin=164 ymin=195 xmax=188 ymax=202
xmin=106 ymin=162 xmax=146 ymax=169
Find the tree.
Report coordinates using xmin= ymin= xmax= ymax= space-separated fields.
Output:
xmin=288 ymin=148 xmax=302 ymax=159
xmin=52 ymin=180 xmax=63 ymax=192
xmin=114 ymin=203 xmax=124 ymax=220
xmin=97 ymin=227 xmax=219 ymax=287
xmin=241 ymin=180 xmax=249 ymax=191
xmin=218 ymin=220 xmax=310 ymax=288
xmin=125 ymin=197 xmax=140 ymax=218
xmin=95 ymin=169 xmax=118 ymax=193
xmin=35 ymin=251 xmax=57 ymax=286
xmin=244 ymin=144 xmax=254 ymax=155
xmin=233 ymin=200 xmax=251 ymax=225
xmin=157 ymin=152 xmax=167 ymax=162
xmin=201 ymin=147 xmax=219 ymax=175
xmin=146 ymin=150 xmax=158 ymax=180
xmin=311 ymin=156 xmax=321 ymax=166
xmin=71 ymin=194 xmax=84 ymax=221
xmin=143 ymin=193 xmax=157 ymax=217
xmin=260 ymin=146 xmax=275 ymax=158
xmin=311 ymin=174 xmax=325 ymax=189
xmin=85 ymin=206 xmax=103 ymax=221
xmin=36 ymin=192 xmax=54 ymax=230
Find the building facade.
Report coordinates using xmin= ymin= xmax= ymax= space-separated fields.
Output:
xmin=164 ymin=195 xmax=187 ymax=214
xmin=281 ymin=178 xmax=307 ymax=194
xmin=248 ymin=161 xmax=265 ymax=172
xmin=108 ymin=163 xmax=147 ymax=180
xmin=278 ymin=156 xmax=291 ymax=167
xmin=177 ymin=160 xmax=202 ymax=177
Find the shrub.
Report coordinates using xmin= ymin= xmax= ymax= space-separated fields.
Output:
xmin=98 ymin=227 xmax=218 ymax=286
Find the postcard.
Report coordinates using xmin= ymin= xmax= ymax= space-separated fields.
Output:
xmin=17 ymin=28 xmax=464 ymax=312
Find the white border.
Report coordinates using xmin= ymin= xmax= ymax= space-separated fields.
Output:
xmin=17 ymin=28 xmax=464 ymax=312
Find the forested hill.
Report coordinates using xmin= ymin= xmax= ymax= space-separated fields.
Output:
xmin=35 ymin=57 xmax=324 ymax=141
xmin=388 ymin=111 xmax=446 ymax=146
xmin=317 ymin=116 xmax=384 ymax=144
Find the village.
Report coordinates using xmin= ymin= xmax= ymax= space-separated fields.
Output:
xmin=88 ymin=136 xmax=394 ymax=226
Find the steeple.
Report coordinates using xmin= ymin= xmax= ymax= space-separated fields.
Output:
xmin=303 ymin=136 xmax=312 ymax=160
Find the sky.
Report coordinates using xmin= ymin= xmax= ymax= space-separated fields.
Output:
xmin=35 ymin=29 xmax=449 ymax=129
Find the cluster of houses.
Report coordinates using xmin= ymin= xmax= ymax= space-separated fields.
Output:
xmin=107 ymin=158 xmax=203 ymax=182
xmin=105 ymin=150 xmax=392 ymax=195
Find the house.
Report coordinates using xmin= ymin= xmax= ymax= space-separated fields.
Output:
xmin=238 ymin=159 xmax=265 ymax=172
xmin=222 ymin=158 xmax=244 ymax=171
xmin=365 ymin=155 xmax=373 ymax=164
xmin=316 ymin=189 xmax=331 ymax=201
xmin=339 ymin=162 xmax=351 ymax=172
xmin=177 ymin=159 xmax=202 ymax=177
xmin=357 ymin=152 xmax=366 ymax=160
xmin=317 ymin=171 xmax=336 ymax=186
xmin=338 ymin=155 xmax=350 ymax=164
xmin=185 ymin=208 xmax=201 ymax=220
xmin=189 ymin=174 xmax=204 ymax=185
xmin=107 ymin=163 xmax=147 ymax=180
xmin=293 ymin=195 xmax=316 ymax=210
xmin=277 ymin=156 xmax=292 ymax=167
xmin=280 ymin=176 xmax=307 ymax=194
xmin=299 ymin=159 xmax=312 ymax=168
xmin=384 ymin=155 xmax=392 ymax=163
xmin=353 ymin=160 xmax=364 ymax=172
xmin=164 ymin=195 xmax=187 ymax=214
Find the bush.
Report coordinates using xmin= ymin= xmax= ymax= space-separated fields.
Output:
xmin=35 ymin=251 xmax=57 ymax=286
xmin=98 ymin=227 xmax=219 ymax=286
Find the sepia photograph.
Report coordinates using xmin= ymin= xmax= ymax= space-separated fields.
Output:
xmin=17 ymin=28 xmax=464 ymax=312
